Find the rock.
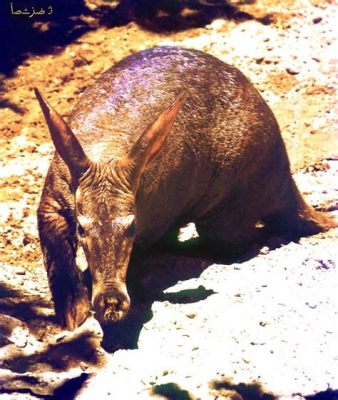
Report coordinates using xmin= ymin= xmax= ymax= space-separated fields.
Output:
xmin=313 ymin=17 xmax=323 ymax=24
xmin=15 ymin=266 xmax=26 ymax=275
xmin=286 ymin=66 xmax=300 ymax=75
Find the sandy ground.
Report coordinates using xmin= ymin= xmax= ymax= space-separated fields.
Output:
xmin=0 ymin=0 xmax=337 ymax=399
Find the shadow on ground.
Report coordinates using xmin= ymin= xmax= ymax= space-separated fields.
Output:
xmin=1 ymin=331 xmax=100 ymax=373
xmin=100 ymin=0 xmax=273 ymax=33
xmin=100 ymin=231 xmax=278 ymax=352
xmin=0 ymin=281 xmax=55 ymax=336
xmin=211 ymin=378 xmax=277 ymax=400
xmin=303 ymin=389 xmax=338 ymax=400
xmin=0 ymin=373 xmax=89 ymax=399
xmin=0 ymin=288 xmax=99 ymax=397
xmin=152 ymin=382 xmax=195 ymax=400
xmin=211 ymin=379 xmax=338 ymax=400
xmin=0 ymin=0 xmax=274 ymax=75
xmin=101 ymin=246 xmax=215 ymax=352
xmin=0 ymin=0 xmax=94 ymax=74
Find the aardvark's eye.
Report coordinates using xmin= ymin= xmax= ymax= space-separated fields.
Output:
xmin=77 ymin=224 xmax=86 ymax=237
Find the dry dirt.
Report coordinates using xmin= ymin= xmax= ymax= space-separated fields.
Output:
xmin=0 ymin=0 xmax=337 ymax=399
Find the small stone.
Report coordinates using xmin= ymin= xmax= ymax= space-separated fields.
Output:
xmin=15 ymin=266 xmax=26 ymax=275
xmin=23 ymin=233 xmax=35 ymax=246
xmin=313 ymin=16 xmax=322 ymax=24
xmin=306 ymin=302 xmax=317 ymax=309
xmin=286 ymin=67 xmax=300 ymax=75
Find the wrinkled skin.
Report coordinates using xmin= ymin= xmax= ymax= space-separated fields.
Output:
xmin=36 ymin=46 xmax=336 ymax=330
xmin=75 ymin=163 xmax=134 ymax=323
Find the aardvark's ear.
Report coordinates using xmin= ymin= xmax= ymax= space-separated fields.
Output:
xmin=34 ymin=87 xmax=91 ymax=179
xmin=117 ymin=93 xmax=185 ymax=192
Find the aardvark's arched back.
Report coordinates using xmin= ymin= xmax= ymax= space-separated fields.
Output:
xmin=35 ymin=46 xmax=337 ymax=331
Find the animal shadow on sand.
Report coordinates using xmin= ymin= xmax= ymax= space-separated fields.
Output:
xmin=100 ymin=230 xmax=289 ymax=352
xmin=101 ymin=244 xmax=215 ymax=352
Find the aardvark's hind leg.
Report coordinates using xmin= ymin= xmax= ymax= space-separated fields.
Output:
xmin=195 ymin=208 xmax=259 ymax=256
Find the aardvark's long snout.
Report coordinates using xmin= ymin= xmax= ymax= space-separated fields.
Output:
xmin=93 ymin=285 xmax=130 ymax=325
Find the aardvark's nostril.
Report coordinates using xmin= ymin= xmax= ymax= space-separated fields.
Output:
xmin=103 ymin=296 xmax=129 ymax=321
xmin=93 ymin=290 xmax=130 ymax=325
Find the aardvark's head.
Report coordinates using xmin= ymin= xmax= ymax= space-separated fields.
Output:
xmin=35 ymin=88 xmax=184 ymax=326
